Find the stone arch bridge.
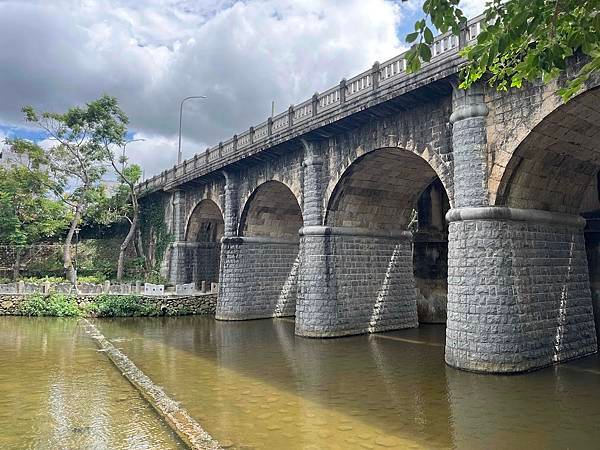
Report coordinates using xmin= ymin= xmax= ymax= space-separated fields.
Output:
xmin=138 ymin=16 xmax=600 ymax=374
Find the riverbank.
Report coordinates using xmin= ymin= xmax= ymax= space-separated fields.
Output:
xmin=0 ymin=292 xmax=216 ymax=317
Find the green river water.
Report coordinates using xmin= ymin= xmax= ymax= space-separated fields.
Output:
xmin=2 ymin=315 xmax=600 ymax=449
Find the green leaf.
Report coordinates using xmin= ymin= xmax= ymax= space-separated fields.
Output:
xmin=406 ymin=32 xmax=419 ymax=43
xmin=424 ymin=27 xmax=434 ymax=44
xmin=419 ymin=43 xmax=432 ymax=62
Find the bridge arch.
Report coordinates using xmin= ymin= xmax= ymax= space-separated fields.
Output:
xmin=183 ymin=198 xmax=224 ymax=285
xmin=325 ymin=147 xmax=448 ymax=230
xmin=185 ymin=199 xmax=224 ymax=242
xmin=239 ymin=180 xmax=303 ymax=240
xmin=491 ymin=85 xmax=600 ymax=346
xmin=494 ymin=86 xmax=600 ymax=213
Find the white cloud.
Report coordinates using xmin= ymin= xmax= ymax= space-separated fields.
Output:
xmin=458 ymin=0 xmax=487 ymax=17
xmin=125 ymin=132 xmax=207 ymax=180
xmin=0 ymin=0 xmax=461 ymax=177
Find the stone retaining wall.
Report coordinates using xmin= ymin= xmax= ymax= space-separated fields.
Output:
xmin=0 ymin=293 xmax=217 ymax=316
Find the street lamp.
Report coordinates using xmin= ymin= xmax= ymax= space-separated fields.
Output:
xmin=178 ymin=96 xmax=206 ymax=164
xmin=122 ymin=138 xmax=146 ymax=172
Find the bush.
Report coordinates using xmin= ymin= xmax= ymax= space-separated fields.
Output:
xmin=77 ymin=275 xmax=107 ymax=284
xmin=22 ymin=293 xmax=81 ymax=317
xmin=94 ymin=294 xmax=158 ymax=317
xmin=22 ymin=276 xmax=65 ymax=283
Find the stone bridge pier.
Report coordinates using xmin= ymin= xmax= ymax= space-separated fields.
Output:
xmin=445 ymin=84 xmax=598 ymax=373
xmin=217 ymin=175 xmax=302 ymax=320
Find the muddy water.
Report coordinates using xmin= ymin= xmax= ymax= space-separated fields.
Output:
xmin=0 ymin=317 xmax=183 ymax=450
xmin=96 ymin=316 xmax=600 ymax=450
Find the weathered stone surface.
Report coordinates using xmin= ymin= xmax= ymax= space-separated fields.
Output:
xmin=135 ymin=51 xmax=600 ymax=374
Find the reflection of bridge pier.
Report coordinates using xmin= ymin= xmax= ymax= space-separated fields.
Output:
xmin=139 ymin=12 xmax=600 ymax=373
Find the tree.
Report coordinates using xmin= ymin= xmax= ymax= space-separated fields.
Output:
xmin=103 ymin=160 xmax=143 ymax=282
xmin=403 ymin=0 xmax=600 ymax=101
xmin=0 ymin=152 xmax=69 ymax=279
xmin=18 ymin=95 xmax=129 ymax=282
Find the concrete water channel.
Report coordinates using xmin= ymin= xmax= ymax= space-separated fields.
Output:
xmin=2 ymin=315 xmax=600 ymax=449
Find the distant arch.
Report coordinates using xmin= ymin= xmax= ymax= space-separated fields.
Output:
xmin=185 ymin=199 xmax=224 ymax=242
xmin=183 ymin=199 xmax=224 ymax=285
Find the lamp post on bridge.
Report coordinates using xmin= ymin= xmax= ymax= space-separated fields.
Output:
xmin=178 ymin=96 xmax=207 ymax=165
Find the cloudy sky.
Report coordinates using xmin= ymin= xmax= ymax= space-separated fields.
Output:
xmin=0 ymin=0 xmax=485 ymax=179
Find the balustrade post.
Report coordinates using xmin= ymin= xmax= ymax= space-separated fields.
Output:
xmin=458 ymin=21 xmax=468 ymax=49
xmin=233 ymin=134 xmax=238 ymax=153
xmin=339 ymin=79 xmax=347 ymax=106
xmin=311 ymin=92 xmax=319 ymax=116
xmin=371 ymin=61 xmax=380 ymax=90
xmin=288 ymin=105 xmax=294 ymax=128
xmin=205 ymin=148 xmax=210 ymax=164
xmin=218 ymin=142 xmax=223 ymax=158
xmin=249 ymin=126 xmax=255 ymax=144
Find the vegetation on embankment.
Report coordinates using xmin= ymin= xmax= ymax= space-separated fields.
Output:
xmin=1 ymin=292 xmax=217 ymax=317
xmin=22 ymin=293 xmax=160 ymax=317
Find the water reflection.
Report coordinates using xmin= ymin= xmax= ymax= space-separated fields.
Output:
xmin=94 ymin=316 xmax=600 ymax=449
xmin=0 ymin=317 xmax=182 ymax=449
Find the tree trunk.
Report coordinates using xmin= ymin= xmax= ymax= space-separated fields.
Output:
xmin=134 ymin=227 xmax=148 ymax=272
xmin=116 ymin=192 xmax=140 ymax=281
xmin=64 ymin=204 xmax=83 ymax=284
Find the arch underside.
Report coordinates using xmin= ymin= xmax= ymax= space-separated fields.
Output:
xmin=240 ymin=180 xmax=302 ymax=241
xmin=326 ymin=148 xmax=440 ymax=230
